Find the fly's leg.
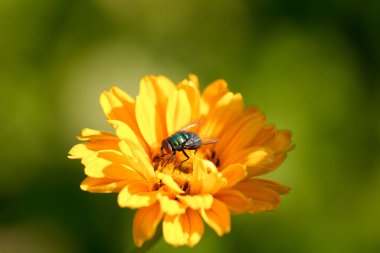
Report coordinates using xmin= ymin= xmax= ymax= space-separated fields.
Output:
xmin=163 ymin=151 xmax=176 ymax=167
xmin=180 ymin=150 xmax=190 ymax=165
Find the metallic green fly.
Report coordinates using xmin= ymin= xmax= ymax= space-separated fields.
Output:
xmin=160 ymin=121 xmax=219 ymax=166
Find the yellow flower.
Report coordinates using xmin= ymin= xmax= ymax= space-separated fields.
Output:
xmin=68 ymin=75 xmax=293 ymax=247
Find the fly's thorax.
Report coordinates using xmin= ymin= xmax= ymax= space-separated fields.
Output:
xmin=168 ymin=131 xmax=191 ymax=150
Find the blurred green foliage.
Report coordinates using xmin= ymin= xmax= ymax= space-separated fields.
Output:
xmin=0 ymin=0 xmax=379 ymax=253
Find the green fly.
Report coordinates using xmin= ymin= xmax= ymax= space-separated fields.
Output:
xmin=160 ymin=121 xmax=219 ymax=166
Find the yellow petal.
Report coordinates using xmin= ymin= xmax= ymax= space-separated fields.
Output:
xmin=118 ymin=182 xmax=159 ymax=208
xmin=200 ymin=199 xmax=230 ymax=236
xmin=234 ymin=178 xmax=282 ymax=213
xmin=221 ymin=164 xmax=247 ymax=188
xmin=135 ymin=94 xmax=163 ymax=148
xmin=139 ymin=75 xmax=176 ymax=140
xmin=202 ymin=173 xmax=226 ymax=195
xmin=120 ymin=138 xmax=156 ymax=182
xmin=108 ymin=120 xmax=147 ymax=153
xmin=200 ymin=92 xmax=243 ymax=138
xmin=177 ymin=78 xmax=201 ymax=121
xmin=158 ymin=195 xmax=186 ymax=215
xmin=163 ymin=210 xmax=204 ymax=247
xmin=157 ymin=173 xmax=184 ymax=195
xmin=133 ymin=203 xmax=163 ymax=247
xmin=166 ymin=89 xmax=192 ymax=135
xmin=83 ymin=151 xmax=143 ymax=181
xmin=178 ymin=194 xmax=213 ymax=210
xmin=189 ymin=157 xmax=208 ymax=195
xmin=214 ymin=189 xmax=252 ymax=214
xmin=99 ymin=87 xmax=141 ymax=135
xmin=68 ymin=129 xmax=119 ymax=159
xmin=201 ymin=79 xmax=229 ymax=115
xmin=80 ymin=177 xmax=129 ymax=193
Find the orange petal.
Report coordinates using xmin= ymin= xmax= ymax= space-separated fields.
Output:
xmin=271 ymin=130 xmax=294 ymax=153
xmin=200 ymin=198 xmax=230 ymax=236
xmin=178 ymin=194 xmax=213 ymax=210
xmin=117 ymin=181 xmax=159 ymax=208
xmin=247 ymin=153 xmax=286 ymax=177
xmin=80 ymin=177 xmax=129 ymax=193
xmin=166 ymin=89 xmax=192 ymax=135
xmin=163 ymin=210 xmax=204 ymax=247
xmin=251 ymin=124 xmax=277 ymax=146
xmin=133 ymin=203 xmax=163 ymax=247
xmin=234 ymin=178 xmax=283 ymax=213
xmin=189 ymin=157 xmax=208 ymax=195
xmin=221 ymin=164 xmax=247 ymax=188
xmin=200 ymin=92 xmax=243 ymax=138
xmin=253 ymin=178 xmax=291 ymax=195
xmin=215 ymin=107 xmax=265 ymax=159
xmin=214 ymin=189 xmax=252 ymax=214
xmin=221 ymin=147 xmax=273 ymax=171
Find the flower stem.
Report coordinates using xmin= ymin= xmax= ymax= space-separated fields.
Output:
xmin=130 ymin=230 xmax=162 ymax=253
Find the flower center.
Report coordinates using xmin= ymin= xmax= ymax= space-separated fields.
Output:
xmin=151 ymin=148 xmax=220 ymax=193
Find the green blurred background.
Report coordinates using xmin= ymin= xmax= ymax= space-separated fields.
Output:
xmin=1 ymin=0 xmax=379 ymax=252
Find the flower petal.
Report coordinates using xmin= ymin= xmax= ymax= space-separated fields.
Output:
xmin=166 ymin=89 xmax=192 ymax=135
xmin=133 ymin=203 xmax=163 ymax=247
xmin=108 ymin=120 xmax=148 ymax=153
xmin=200 ymin=92 xmax=243 ymax=138
xmin=215 ymin=107 xmax=265 ymax=159
xmin=177 ymin=78 xmax=201 ymax=121
xmin=83 ymin=151 xmax=143 ymax=181
xmin=234 ymin=178 xmax=283 ymax=213
xmin=221 ymin=147 xmax=274 ymax=172
xmin=135 ymin=94 xmax=163 ymax=148
xmin=200 ymin=198 xmax=230 ymax=236
xmin=163 ymin=210 xmax=204 ymax=247
xmin=201 ymin=79 xmax=229 ymax=115
xmin=80 ymin=177 xmax=129 ymax=193
xmin=178 ymin=194 xmax=213 ymax=210
xmin=68 ymin=129 xmax=119 ymax=159
xmin=118 ymin=181 xmax=159 ymax=208
xmin=221 ymin=164 xmax=247 ymax=188
xmin=100 ymin=87 xmax=141 ymax=136
xmin=139 ymin=75 xmax=177 ymax=140
xmin=271 ymin=130 xmax=294 ymax=153
xmin=157 ymin=173 xmax=184 ymax=195
xmin=158 ymin=195 xmax=186 ymax=215
xmin=214 ymin=189 xmax=252 ymax=214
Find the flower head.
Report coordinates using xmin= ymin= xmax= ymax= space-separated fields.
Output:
xmin=68 ymin=75 xmax=293 ymax=247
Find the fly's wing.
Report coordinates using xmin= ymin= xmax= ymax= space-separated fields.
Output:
xmin=179 ymin=120 xmax=203 ymax=132
xmin=201 ymin=137 xmax=219 ymax=145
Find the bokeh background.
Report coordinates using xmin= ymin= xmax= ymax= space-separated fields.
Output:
xmin=1 ymin=0 xmax=379 ymax=253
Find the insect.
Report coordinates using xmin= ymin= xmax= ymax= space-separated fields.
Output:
xmin=160 ymin=121 xmax=219 ymax=166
